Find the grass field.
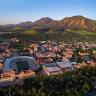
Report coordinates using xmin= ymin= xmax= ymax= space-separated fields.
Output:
xmin=66 ymin=29 xmax=96 ymax=36
xmin=23 ymin=28 xmax=37 ymax=34
xmin=16 ymin=61 xmax=30 ymax=73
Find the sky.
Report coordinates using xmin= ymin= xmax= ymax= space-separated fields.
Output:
xmin=0 ymin=0 xmax=96 ymax=25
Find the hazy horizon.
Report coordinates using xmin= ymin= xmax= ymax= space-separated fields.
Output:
xmin=0 ymin=0 xmax=96 ymax=25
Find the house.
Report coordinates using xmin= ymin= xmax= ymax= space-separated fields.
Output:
xmin=17 ymin=69 xmax=35 ymax=79
xmin=0 ymin=63 xmax=3 ymax=69
xmin=10 ymin=38 xmax=19 ymax=43
xmin=0 ymin=70 xmax=15 ymax=82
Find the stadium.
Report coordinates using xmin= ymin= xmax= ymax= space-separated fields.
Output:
xmin=3 ymin=56 xmax=39 ymax=73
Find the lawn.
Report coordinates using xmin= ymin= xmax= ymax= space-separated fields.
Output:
xmin=23 ymin=28 xmax=37 ymax=35
xmin=16 ymin=61 xmax=30 ymax=73
xmin=66 ymin=29 xmax=96 ymax=36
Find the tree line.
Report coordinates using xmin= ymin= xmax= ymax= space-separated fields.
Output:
xmin=0 ymin=66 xmax=96 ymax=96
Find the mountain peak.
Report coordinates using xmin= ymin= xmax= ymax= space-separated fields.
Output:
xmin=33 ymin=17 xmax=53 ymax=26
xmin=63 ymin=15 xmax=86 ymax=20
xmin=40 ymin=17 xmax=53 ymax=21
xmin=17 ymin=21 xmax=33 ymax=27
xmin=72 ymin=15 xmax=85 ymax=18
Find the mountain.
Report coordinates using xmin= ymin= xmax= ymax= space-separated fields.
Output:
xmin=55 ymin=15 xmax=96 ymax=32
xmin=17 ymin=21 xmax=33 ymax=28
xmin=32 ymin=17 xmax=54 ymax=27
xmin=0 ymin=15 xmax=96 ymax=32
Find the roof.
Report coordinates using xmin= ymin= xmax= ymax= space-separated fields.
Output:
xmin=71 ymin=62 xmax=77 ymax=65
xmin=43 ymin=63 xmax=61 ymax=73
xmin=56 ymin=60 xmax=72 ymax=69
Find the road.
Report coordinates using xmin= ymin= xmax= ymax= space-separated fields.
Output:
xmin=0 ymin=79 xmax=23 ymax=88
